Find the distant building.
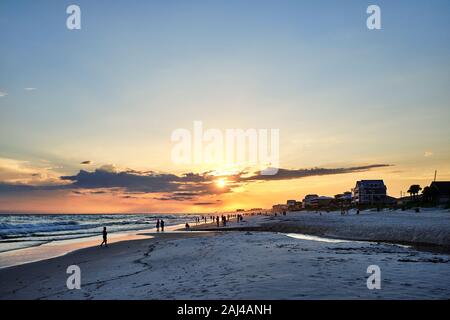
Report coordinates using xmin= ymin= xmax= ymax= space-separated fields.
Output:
xmin=302 ymin=194 xmax=319 ymax=209
xmin=352 ymin=180 xmax=387 ymax=205
xmin=429 ymin=181 xmax=450 ymax=204
xmin=286 ymin=200 xmax=297 ymax=207
xmin=310 ymin=196 xmax=334 ymax=208
xmin=286 ymin=200 xmax=302 ymax=211
xmin=272 ymin=204 xmax=288 ymax=212
xmin=334 ymin=192 xmax=352 ymax=204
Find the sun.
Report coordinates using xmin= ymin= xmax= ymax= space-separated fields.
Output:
xmin=215 ymin=178 xmax=227 ymax=188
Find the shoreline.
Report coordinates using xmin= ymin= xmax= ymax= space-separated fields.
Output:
xmin=3 ymin=208 xmax=447 ymax=271
xmin=0 ymin=222 xmax=191 ymax=269
xmin=0 ymin=231 xmax=217 ymax=299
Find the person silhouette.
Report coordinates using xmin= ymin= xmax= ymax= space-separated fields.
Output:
xmin=161 ymin=219 xmax=165 ymax=232
xmin=100 ymin=227 xmax=108 ymax=247
xmin=156 ymin=219 xmax=160 ymax=232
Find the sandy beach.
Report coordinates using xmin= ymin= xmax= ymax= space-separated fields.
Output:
xmin=1 ymin=209 xmax=450 ymax=300
xmin=194 ymin=208 xmax=450 ymax=252
xmin=0 ymin=232 xmax=215 ymax=299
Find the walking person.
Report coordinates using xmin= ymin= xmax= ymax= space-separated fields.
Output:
xmin=161 ymin=219 xmax=165 ymax=232
xmin=216 ymin=216 xmax=219 ymax=227
xmin=100 ymin=227 xmax=108 ymax=247
xmin=156 ymin=219 xmax=160 ymax=232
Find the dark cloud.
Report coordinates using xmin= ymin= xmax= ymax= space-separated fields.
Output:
xmin=72 ymin=190 xmax=109 ymax=195
xmin=241 ymin=164 xmax=392 ymax=182
xmin=193 ymin=202 xmax=217 ymax=206
xmin=122 ymin=195 xmax=139 ymax=199
xmin=61 ymin=169 xmax=181 ymax=192
xmin=80 ymin=160 xmax=92 ymax=165
xmin=0 ymin=164 xmax=392 ymax=202
xmin=153 ymin=191 xmax=212 ymax=202
xmin=0 ymin=183 xmax=70 ymax=193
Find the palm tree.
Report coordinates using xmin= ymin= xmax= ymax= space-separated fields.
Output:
xmin=408 ymin=184 xmax=422 ymax=200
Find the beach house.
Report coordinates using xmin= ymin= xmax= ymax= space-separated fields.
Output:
xmin=352 ymin=180 xmax=387 ymax=205
xmin=302 ymin=194 xmax=319 ymax=209
xmin=310 ymin=196 xmax=334 ymax=208
xmin=272 ymin=204 xmax=288 ymax=212
xmin=286 ymin=200 xmax=302 ymax=211
xmin=429 ymin=181 xmax=450 ymax=204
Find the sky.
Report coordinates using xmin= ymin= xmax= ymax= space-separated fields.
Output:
xmin=0 ymin=0 xmax=449 ymax=213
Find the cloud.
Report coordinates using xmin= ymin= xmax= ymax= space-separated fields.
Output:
xmin=0 ymin=91 xmax=7 ymax=97
xmin=0 ymin=182 xmax=70 ymax=193
xmin=24 ymin=87 xmax=37 ymax=91
xmin=97 ymin=164 xmax=117 ymax=173
xmin=193 ymin=202 xmax=217 ymax=206
xmin=424 ymin=151 xmax=433 ymax=158
xmin=80 ymin=160 xmax=92 ymax=165
xmin=0 ymin=157 xmax=62 ymax=185
xmin=72 ymin=190 xmax=109 ymax=195
xmin=0 ymin=163 xmax=391 ymax=201
xmin=240 ymin=164 xmax=392 ymax=182
xmin=61 ymin=169 xmax=183 ymax=192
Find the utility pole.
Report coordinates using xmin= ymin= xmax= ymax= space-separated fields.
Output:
xmin=434 ymin=170 xmax=437 ymax=182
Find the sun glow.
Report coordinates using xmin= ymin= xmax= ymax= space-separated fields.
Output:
xmin=216 ymin=178 xmax=227 ymax=188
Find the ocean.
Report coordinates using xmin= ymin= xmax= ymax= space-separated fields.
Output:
xmin=0 ymin=213 xmax=196 ymax=253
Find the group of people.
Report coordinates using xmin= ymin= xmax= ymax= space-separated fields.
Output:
xmin=99 ymin=211 xmax=253 ymax=246
xmin=193 ymin=216 xmax=209 ymax=224
xmin=100 ymin=218 xmax=166 ymax=247
xmin=155 ymin=219 xmax=165 ymax=232
xmin=100 ymin=212 xmax=250 ymax=246
xmin=211 ymin=213 xmax=245 ymax=227
xmin=185 ymin=213 xmax=247 ymax=230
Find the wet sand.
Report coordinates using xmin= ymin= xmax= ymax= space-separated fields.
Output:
xmin=0 ymin=231 xmax=215 ymax=300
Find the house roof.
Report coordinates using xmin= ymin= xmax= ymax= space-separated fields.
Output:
xmin=358 ymin=180 xmax=385 ymax=183
xmin=430 ymin=181 xmax=450 ymax=194
xmin=356 ymin=180 xmax=386 ymax=187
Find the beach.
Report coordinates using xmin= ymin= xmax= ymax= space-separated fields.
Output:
xmin=195 ymin=208 xmax=450 ymax=251
xmin=1 ymin=209 xmax=450 ymax=300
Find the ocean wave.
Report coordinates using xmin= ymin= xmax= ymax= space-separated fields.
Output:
xmin=0 ymin=214 xmax=191 ymax=240
xmin=0 ymin=221 xmax=82 ymax=236
xmin=0 ymin=219 xmax=142 ymax=238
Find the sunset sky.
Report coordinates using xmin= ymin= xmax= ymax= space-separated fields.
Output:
xmin=1 ymin=0 xmax=449 ymax=213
